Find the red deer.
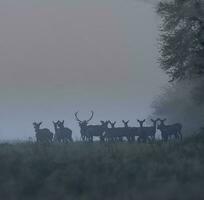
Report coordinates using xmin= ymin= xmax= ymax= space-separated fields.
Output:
xmin=57 ymin=120 xmax=73 ymax=142
xmin=75 ymin=111 xmax=107 ymax=142
xmin=136 ymin=119 xmax=159 ymax=141
xmin=137 ymin=119 xmax=148 ymax=143
xmin=157 ymin=119 xmax=182 ymax=141
xmin=33 ymin=122 xmax=53 ymax=143
xmin=103 ymin=121 xmax=131 ymax=142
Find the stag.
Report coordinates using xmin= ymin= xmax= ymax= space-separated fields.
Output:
xmin=33 ymin=122 xmax=53 ymax=143
xmin=75 ymin=111 xmax=106 ymax=142
xmin=157 ymin=119 xmax=182 ymax=141
xmin=75 ymin=111 xmax=94 ymax=141
xmin=57 ymin=120 xmax=73 ymax=142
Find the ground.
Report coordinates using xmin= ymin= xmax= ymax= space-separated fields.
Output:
xmin=0 ymin=132 xmax=204 ymax=200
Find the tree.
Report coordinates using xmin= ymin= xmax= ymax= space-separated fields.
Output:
xmin=157 ymin=0 xmax=204 ymax=81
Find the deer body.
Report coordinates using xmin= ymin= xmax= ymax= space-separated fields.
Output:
xmin=158 ymin=119 xmax=182 ymax=141
xmin=57 ymin=121 xmax=73 ymax=142
xmin=103 ymin=127 xmax=125 ymax=142
xmin=138 ymin=119 xmax=159 ymax=141
xmin=83 ymin=124 xmax=106 ymax=142
xmin=53 ymin=121 xmax=61 ymax=142
xmin=137 ymin=120 xmax=149 ymax=143
xmin=103 ymin=121 xmax=131 ymax=142
xmin=33 ymin=122 xmax=53 ymax=143
xmin=75 ymin=111 xmax=107 ymax=142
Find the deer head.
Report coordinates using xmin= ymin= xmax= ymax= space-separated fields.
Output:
xmin=108 ymin=120 xmax=116 ymax=128
xmin=33 ymin=122 xmax=43 ymax=131
xmin=137 ymin=119 xmax=145 ymax=127
xmin=157 ymin=118 xmax=167 ymax=129
xmin=52 ymin=121 xmax=58 ymax=129
xmin=100 ymin=120 xmax=109 ymax=128
xmin=57 ymin=120 xmax=65 ymax=129
xmin=122 ymin=120 xmax=129 ymax=128
xmin=75 ymin=111 xmax=94 ymax=128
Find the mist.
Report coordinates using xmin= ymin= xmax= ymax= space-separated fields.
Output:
xmin=152 ymin=78 xmax=204 ymax=135
xmin=0 ymin=0 xmax=168 ymax=140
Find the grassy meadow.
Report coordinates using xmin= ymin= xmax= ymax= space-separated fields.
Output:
xmin=0 ymin=133 xmax=204 ymax=200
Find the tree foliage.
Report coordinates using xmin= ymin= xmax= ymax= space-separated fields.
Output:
xmin=157 ymin=0 xmax=204 ymax=81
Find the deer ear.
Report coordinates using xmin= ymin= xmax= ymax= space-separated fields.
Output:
xmin=114 ymin=121 xmax=116 ymax=125
xmin=143 ymin=119 xmax=146 ymax=123
xmin=127 ymin=120 xmax=129 ymax=123
xmin=39 ymin=122 xmax=42 ymax=125
xmin=62 ymin=120 xmax=64 ymax=124
xmin=122 ymin=120 xmax=125 ymax=123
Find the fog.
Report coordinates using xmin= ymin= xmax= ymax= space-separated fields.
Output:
xmin=152 ymin=78 xmax=204 ymax=136
xmin=0 ymin=0 xmax=168 ymax=140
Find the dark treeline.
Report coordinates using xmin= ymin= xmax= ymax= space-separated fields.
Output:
xmin=153 ymin=0 xmax=204 ymax=133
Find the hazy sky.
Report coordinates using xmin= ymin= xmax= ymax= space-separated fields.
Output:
xmin=0 ymin=0 xmax=167 ymax=140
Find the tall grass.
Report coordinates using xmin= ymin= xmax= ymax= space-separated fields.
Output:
xmin=0 ymin=134 xmax=204 ymax=200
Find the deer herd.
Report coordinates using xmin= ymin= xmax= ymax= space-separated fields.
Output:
xmin=33 ymin=111 xmax=182 ymax=143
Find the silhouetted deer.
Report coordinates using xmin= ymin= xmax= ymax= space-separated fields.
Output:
xmin=104 ymin=121 xmax=131 ymax=142
xmin=122 ymin=120 xmax=129 ymax=128
xmin=87 ymin=120 xmax=109 ymax=142
xmin=53 ymin=121 xmax=61 ymax=142
xmin=108 ymin=121 xmax=115 ymax=128
xmin=75 ymin=111 xmax=94 ymax=141
xmin=107 ymin=121 xmax=124 ymax=141
xmin=103 ymin=121 xmax=118 ymax=142
xmin=137 ymin=119 xmax=148 ymax=143
xmin=137 ymin=119 xmax=159 ymax=141
xmin=121 ymin=120 xmax=141 ymax=142
xmin=57 ymin=120 xmax=73 ymax=142
xmin=157 ymin=119 xmax=182 ymax=141
xmin=121 ymin=120 xmax=134 ymax=141
xmin=33 ymin=122 xmax=53 ymax=143
xmin=75 ymin=111 xmax=107 ymax=142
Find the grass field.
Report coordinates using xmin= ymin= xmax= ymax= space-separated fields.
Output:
xmin=0 ymin=133 xmax=204 ymax=200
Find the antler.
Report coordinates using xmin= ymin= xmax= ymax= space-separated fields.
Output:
xmin=75 ymin=112 xmax=82 ymax=122
xmin=87 ymin=111 xmax=94 ymax=122
xmin=75 ymin=111 xmax=94 ymax=123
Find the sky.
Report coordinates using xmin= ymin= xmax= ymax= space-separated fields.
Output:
xmin=0 ymin=0 xmax=167 ymax=140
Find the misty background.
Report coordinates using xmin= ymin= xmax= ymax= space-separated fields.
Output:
xmin=0 ymin=0 xmax=167 ymax=140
